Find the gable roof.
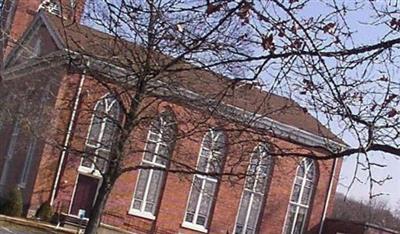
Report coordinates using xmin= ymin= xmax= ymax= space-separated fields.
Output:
xmin=8 ymin=10 xmax=346 ymax=146
xmin=3 ymin=12 xmax=65 ymax=68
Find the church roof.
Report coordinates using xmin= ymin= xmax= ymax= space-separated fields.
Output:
xmin=21 ymin=11 xmax=348 ymax=146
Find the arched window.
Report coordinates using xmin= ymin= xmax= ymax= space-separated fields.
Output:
xmin=234 ymin=144 xmax=273 ymax=234
xmin=70 ymin=0 xmax=77 ymax=8
xmin=283 ymin=158 xmax=316 ymax=234
xmin=183 ymin=129 xmax=226 ymax=231
xmin=40 ymin=0 xmax=61 ymax=15
xmin=130 ymin=112 xmax=176 ymax=219
xmin=81 ymin=94 xmax=121 ymax=172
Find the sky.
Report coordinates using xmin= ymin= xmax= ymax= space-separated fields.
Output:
xmin=298 ymin=1 xmax=400 ymax=209
xmin=337 ymin=152 xmax=400 ymax=208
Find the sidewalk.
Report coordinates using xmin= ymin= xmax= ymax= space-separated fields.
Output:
xmin=0 ymin=215 xmax=76 ymax=234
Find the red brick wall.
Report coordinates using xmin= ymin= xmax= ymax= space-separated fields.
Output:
xmin=324 ymin=219 xmax=365 ymax=234
xmin=28 ymin=74 xmax=341 ymax=234
xmin=29 ymin=72 xmax=82 ymax=212
xmin=323 ymin=219 xmax=398 ymax=234
xmin=0 ymin=66 xmax=65 ymax=212
xmin=2 ymin=0 xmax=42 ymax=57
xmin=2 ymin=0 xmax=86 ymax=57
xmin=2 ymin=1 xmax=342 ymax=230
xmin=0 ymin=0 xmax=83 ymax=212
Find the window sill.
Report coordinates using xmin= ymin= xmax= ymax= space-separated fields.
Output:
xmin=128 ymin=209 xmax=156 ymax=220
xmin=66 ymin=213 xmax=89 ymax=221
xmin=181 ymin=222 xmax=208 ymax=233
xmin=78 ymin=166 xmax=102 ymax=178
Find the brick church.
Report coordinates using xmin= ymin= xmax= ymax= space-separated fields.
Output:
xmin=0 ymin=1 xmax=346 ymax=233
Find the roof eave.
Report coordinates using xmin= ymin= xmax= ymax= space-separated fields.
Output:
xmin=65 ymin=49 xmax=348 ymax=151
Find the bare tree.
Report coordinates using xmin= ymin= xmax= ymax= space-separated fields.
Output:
xmin=58 ymin=1 xmax=268 ymax=232
xmin=333 ymin=193 xmax=400 ymax=231
xmin=39 ymin=1 xmax=400 ymax=233
xmin=2 ymin=0 xmax=400 ymax=233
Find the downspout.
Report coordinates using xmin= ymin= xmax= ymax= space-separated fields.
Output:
xmin=318 ymin=157 xmax=338 ymax=234
xmin=50 ymin=71 xmax=86 ymax=205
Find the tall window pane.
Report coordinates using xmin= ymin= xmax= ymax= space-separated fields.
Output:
xmin=0 ymin=119 xmax=21 ymax=186
xmin=234 ymin=144 xmax=273 ymax=234
xmin=130 ymin=112 xmax=176 ymax=217
xmin=19 ymin=137 xmax=37 ymax=187
xmin=184 ymin=129 xmax=226 ymax=230
xmin=284 ymin=158 xmax=316 ymax=234
xmin=81 ymin=94 xmax=120 ymax=172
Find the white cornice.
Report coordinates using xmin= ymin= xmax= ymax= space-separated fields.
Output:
xmin=163 ymin=83 xmax=347 ymax=150
xmin=2 ymin=52 xmax=67 ymax=80
xmin=66 ymin=51 xmax=348 ymax=150
xmin=2 ymin=50 xmax=347 ymax=151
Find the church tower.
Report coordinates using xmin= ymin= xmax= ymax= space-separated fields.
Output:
xmin=0 ymin=0 xmax=86 ymax=69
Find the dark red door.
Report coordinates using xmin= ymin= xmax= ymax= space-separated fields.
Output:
xmin=70 ymin=174 xmax=99 ymax=218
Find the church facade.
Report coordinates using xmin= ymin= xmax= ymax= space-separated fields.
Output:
xmin=0 ymin=1 xmax=345 ymax=234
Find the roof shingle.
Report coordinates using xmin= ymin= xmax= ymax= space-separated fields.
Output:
xmin=44 ymin=11 xmax=344 ymax=145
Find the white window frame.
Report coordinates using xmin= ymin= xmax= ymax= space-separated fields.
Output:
xmin=182 ymin=129 xmax=225 ymax=232
xmin=282 ymin=158 xmax=316 ymax=234
xmin=19 ymin=137 xmax=38 ymax=188
xmin=45 ymin=0 xmax=61 ymax=15
xmin=79 ymin=94 xmax=120 ymax=176
xmin=233 ymin=144 xmax=272 ymax=234
xmin=129 ymin=116 xmax=172 ymax=220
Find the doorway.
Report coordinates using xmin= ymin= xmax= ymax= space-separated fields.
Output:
xmin=70 ymin=174 xmax=99 ymax=218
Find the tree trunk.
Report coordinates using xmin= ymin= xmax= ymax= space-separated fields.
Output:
xmin=84 ymin=177 xmax=114 ymax=234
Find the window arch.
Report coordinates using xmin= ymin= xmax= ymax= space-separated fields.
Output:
xmin=183 ymin=129 xmax=226 ymax=231
xmin=130 ymin=111 xmax=176 ymax=219
xmin=47 ymin=0 xmax=61 ymax=14
xmin=234 ymin=144 xmax=274 ymax=234
xmin=70 ymin=0 xmax=77 ymax=8
xmin=81 ymin=94 xmax=121 ymax=172
xmin=283 ymin=158 xmax=316 ymax=234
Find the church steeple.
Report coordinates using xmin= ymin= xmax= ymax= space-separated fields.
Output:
xmin=38 ymin=0 xmax=86 ymax=21
xmin=0 ymin=0 xmax=86 ymax=68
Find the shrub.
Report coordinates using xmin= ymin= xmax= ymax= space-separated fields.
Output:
xmin=0 ymin=200 xmax=5 ymax=213
xmin=1 ymin=187 xmax=23 ymax=217
xmin=35 ymin=201 xmax=53 ymax=221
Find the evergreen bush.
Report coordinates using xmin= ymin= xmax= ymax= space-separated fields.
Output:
xmin=35 ymin=201 xmax=53 ymax=221
xmin=1 ymin=187 xmax=23 ymax=217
